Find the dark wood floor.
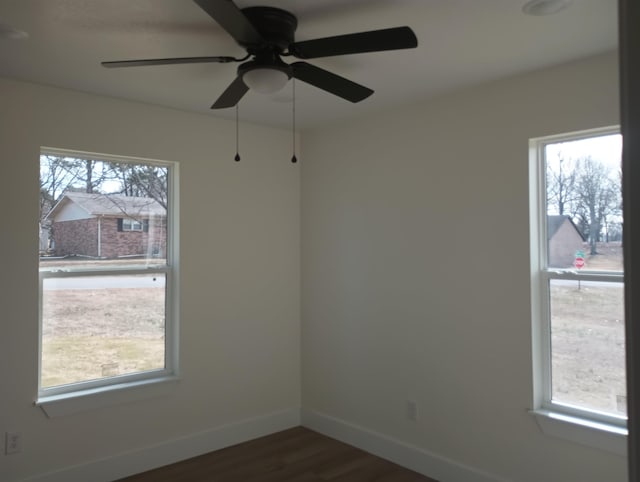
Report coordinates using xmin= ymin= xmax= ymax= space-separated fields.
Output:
xmin=117 ymin=426 xmax=438 ymax=482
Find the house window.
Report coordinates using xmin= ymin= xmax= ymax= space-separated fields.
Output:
xmin=122 ymin=218 xmax=143 ymax=231
xmin=530 ymin=127 xmax=625 ymax=428
xmin=38 ymin=149 xmax=178 ymax=403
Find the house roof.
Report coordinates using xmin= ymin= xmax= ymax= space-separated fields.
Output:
xmin=46 ymin=192 xmax=166 ymax=221
xmin=547 ymin=215 xmax=585 ymax=241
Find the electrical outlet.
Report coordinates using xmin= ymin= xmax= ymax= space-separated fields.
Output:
xmin=5 ymin=432 xmax=22 ymax=455
xmin=406 ymin=400 xmax=418 ymax=421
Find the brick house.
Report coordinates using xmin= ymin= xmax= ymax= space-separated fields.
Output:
xmin=45 ymin=192 xmax=166 ymax=258
xmin=547 ymin=214 xmax=585 ymax=268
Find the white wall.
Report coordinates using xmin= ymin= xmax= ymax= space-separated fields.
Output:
xmin=0 ymin=50 xmax=628 ymax=482
xmin=0 ymin=78 xmax=300 ymax=481
xmin=301 ymin=51 xmax=627 ymax=482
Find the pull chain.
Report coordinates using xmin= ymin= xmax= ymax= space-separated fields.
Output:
xmin=234 ymin=104 xmax=241 ymax=162
xmin=291 ymin=79 xmax=298 ymax=164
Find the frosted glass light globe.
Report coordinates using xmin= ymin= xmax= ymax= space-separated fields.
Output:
xmin=243 ymin=68 xmax=289 ymax=94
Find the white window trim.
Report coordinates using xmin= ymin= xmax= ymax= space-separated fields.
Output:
xmin=36 ymin=148 xmax=180 ymax=416
xmin=529 ymin=126 xmax=626 ymax=454
xmin=35 ymin=375 xmax=180 ymax=418
xmin=530 ymin=409 xmax=627 ymax=455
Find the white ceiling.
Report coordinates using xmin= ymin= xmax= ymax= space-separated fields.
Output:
xmin=0 ymin=0 xmax=618 ymax=128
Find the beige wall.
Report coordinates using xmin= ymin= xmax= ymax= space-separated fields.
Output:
xmin=301 ymin=51 xmax=626 ymax=482
xmin=0 ymin=78 xmax=301 ymax=481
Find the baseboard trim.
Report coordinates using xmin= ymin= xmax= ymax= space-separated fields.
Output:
xmin=25 ymin=407 xmax=301 ymax=482
xmin=301 ymin=409 xmax=507 ymax=482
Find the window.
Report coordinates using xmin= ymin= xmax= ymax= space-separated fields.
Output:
xmin=122 ymin=218 xmax=144 ymax=231
xmin=530 ymin=127 xmax=625 ymax=430
xmin=38 ymin=149 xmax=178 ymax=405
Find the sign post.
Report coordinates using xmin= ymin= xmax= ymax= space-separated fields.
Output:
xmin=574 ymin=250 xmax=585 ymax=290
xmin=574 ymin=250 xmax=586 ymax=269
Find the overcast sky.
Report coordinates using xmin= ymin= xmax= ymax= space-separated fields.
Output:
xmin=545 ymin=133 xmax=622 ymax=172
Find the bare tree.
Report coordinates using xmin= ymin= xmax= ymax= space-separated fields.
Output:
xmin=546 ymin=152 xmax=578 ymax=216
xmin=120 ymin=164 xmax=168 ymax=209
xmin=80 ymin=159 xmax=118 ymax=194
xmin=574 ymin=157 xmax=621 ymax=255
xmin=39 ymin=156 xmax=82 ymax=221
xmin=40 ymin=156 xmax=122 ymax=207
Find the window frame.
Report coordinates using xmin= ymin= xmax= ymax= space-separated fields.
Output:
xmin=529 ymin=126 xmax=627 ymax=435
xmin=36 ymin=148 xmax=180 ymax=411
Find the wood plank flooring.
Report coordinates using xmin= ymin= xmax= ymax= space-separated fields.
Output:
xmin=117 ymin=427 xmax=438 ymax=482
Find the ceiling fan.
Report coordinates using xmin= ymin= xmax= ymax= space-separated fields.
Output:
xmin=101 ymin=0 xmax=418 ymax=109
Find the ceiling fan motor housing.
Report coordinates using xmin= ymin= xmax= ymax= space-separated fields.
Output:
xmin=237 ymin=7 xmax=297 ymax=89
xmin=240 ymin=6 xmax=298 ymax=52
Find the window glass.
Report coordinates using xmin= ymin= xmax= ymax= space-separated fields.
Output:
xmin=41 ymin=274 xmax=166 ymax=388
xmin=549 ymin=279 xmax=626 ymax=416
xmin=544 ymin=135 xmax=623 ymax=271
xmin=39 ymin=152 xmax=175 ymax=394
xmin=533 ymin=129 xmax=625 ymax=425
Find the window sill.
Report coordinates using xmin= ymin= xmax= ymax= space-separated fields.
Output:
xmin=35 ymin=376 xmax=180 ymax=418
xmin=530 ymin=409 xmax=627 ymax=455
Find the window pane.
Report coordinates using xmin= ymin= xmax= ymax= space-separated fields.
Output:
xmin=549 ymin=279 xmax=626 ymax=416
xmin=544 ymin=134 xmax=622 ymax=271
xmin=39 ymin=155 xmax=168 ymax=266
xmin=41 ymin=274 xmax=166 ymax=389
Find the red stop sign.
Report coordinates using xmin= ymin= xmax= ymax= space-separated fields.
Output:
xmin=574 ymin=257 xmax=585 ymax=269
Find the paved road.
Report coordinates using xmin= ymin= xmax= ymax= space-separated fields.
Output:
xmin=44 ymin=275 xmax=165 ymax=290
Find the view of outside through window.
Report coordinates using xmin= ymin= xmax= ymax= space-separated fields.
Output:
xmin=544 ymin=133 xmax=625 ymax=417
xmin=39 ymin=154 xmax=170 ymax=389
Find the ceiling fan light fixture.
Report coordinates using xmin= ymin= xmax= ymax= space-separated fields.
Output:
xmin=522 ymin=0 xmax=572 ymax=16
xmin=242 ymin=67 xmax=290 ymax=94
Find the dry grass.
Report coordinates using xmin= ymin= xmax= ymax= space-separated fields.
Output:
xmin=41 ymin=285 xmax=165 ymax=388
xmin=545 ymin=242 xmax=626 ymax=415
xmin=42 ymin=336 xmax=164 ymax=388
xmin=550 ymin=283 xmax=626 ymax=415
xmin=584 ymin=242 xmax=624 ymax=271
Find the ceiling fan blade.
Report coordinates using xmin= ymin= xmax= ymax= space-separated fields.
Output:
xmin=291 ymin=62 xmax=373 ymax=103
xmin=102 ymin=56 xmax=239 ymax=68
xmin=290 ymin=26 xmax=417 ymax=59
xmin=193 ymin=0 xmax=263 ymax=46
xmin=211 ymin=76 xmax=249 ymax=109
